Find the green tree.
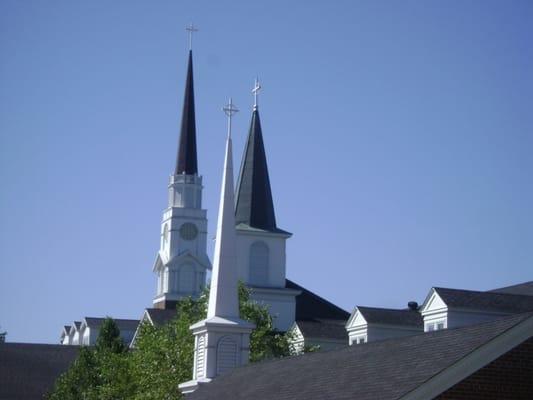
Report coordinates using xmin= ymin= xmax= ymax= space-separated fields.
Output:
xmin=48 ymin=318 xmax=135 ymax=400
xmin=130 ymin=296 xmax=205 ymax=400
xmin=96 ymin=317 xmax=127 ymax=353
xmin=47 ymin=346 xmax=100 ymax=400
xmin=94 ymin=318 xmax=136 ymax=399
xmin=238 ymin=283 xmax=292 ymax=362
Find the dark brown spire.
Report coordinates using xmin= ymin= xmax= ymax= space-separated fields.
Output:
xmin=235 ymin=109 xmax=278 ymax=231
xmin=175 ymin=50 xmax=198 ymax=175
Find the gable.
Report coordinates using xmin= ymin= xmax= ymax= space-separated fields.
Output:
xmin=286 ymin=323 xmax=303 ymax=342
xmin=346 ymin=308 xmax=367 ymax=330
xmin=154 ymin=250 xmax=211 ymax=272
xmin=420 ymin=288 xmax=447 ymax=315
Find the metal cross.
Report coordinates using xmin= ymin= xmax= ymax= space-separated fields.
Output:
xmin=222 ymin=98 xmax=239 ymax=138
xmin=186 ymin=24 xmax=198 ymax=50
xmin=252 ymin=78 xmax=262 ymax=109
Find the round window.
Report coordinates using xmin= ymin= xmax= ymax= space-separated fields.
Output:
xmin=179 ymin=223 xmax=198 ymax=240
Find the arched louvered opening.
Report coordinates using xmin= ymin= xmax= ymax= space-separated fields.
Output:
xmin=216 ymin=336 xmax=237 ymax=375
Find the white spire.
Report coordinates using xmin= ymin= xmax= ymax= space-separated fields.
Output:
xmin=179 ymin=99 xmax=254 ymax=394
xmin=207 ymin=99 xmax=239 ymax=319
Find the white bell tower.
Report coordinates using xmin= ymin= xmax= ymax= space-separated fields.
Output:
xmin=234 ymin=80 xmax=300 ymax=331
xmin=153 ymin=30 xmax=212 ymax=309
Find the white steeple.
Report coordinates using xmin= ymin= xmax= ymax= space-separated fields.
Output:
xmin=208 ymin=98 xmax=240 ymax=319
xmin=152 ymin=28 xmax=212 ymax=309
xmin=179 ymin=99 xmax=255 ymax=394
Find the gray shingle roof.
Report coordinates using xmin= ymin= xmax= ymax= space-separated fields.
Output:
xmin=356 ymin=306 xmax=423 ymax=328
xmin=295 ymin=320 xmax=348 ymax=340
xmin=489 ymin=281 xmax=533 ymax=296
xmin=286 ymin=279 xmax=350 ymax=322
xmin=146 ymin=308 xmax=178 ymax=326
xmin=0 ymin=343 xmax=79 ymax=400
xmin=434 ymin=287 xmax=533 ymax=313
xmin=187 ymin=313 xmax=533 ymax=400
xmin=235 ymin=109 xmax=284 ymax=233
xmin=84 ymin=317 xmax=140 ymax=331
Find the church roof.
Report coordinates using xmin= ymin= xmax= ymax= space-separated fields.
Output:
xmin=432 ymin=287 xmax=533 ymax=314
xmin=286 ymin=279 xmax=350 ymax=322
xmin=145 ymin=308 xmax=178 ymax=326
xmin=175 ymin=50 xmax=198 ymax=175
xmin=355 ymin=306 xmax=423 ymax=328
xmin=187 ymin=312 xmax=533 ymax=400
xmin=235 ymin=109 xmax=280 ymax=233
xmin=83 ymin=317 xmax=139 ymax=331
xmin=0 ymin=343 xmax=79 ymax=400
xmin=295 ymin=319 xmax=348 ymax=341
xmin=489 ymin=281 xmax=533 ymax=296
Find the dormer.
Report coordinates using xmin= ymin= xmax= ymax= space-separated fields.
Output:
xmin=419 ymin=287 xmax=533 ymax=332
xmin=60 ymin=325 xmax=71 ymax=345
xmin=346 ymin=305 xmax=423 ymax=345
xmin=288 ymin=319 xmax=348 ymax=353
xmin=68 ymin=321 xmax=81 ymax=345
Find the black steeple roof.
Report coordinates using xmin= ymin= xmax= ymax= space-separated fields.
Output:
xmin=235 ymin=108 xmax=284 ymax=233
xmin=175 ymin=50 xmax=198 ymax=175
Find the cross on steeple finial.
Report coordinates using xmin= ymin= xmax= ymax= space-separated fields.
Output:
xmin=223 ymin=98 xmax=239 ymax=138
xmin=252 ymin=78 xmax=261 ymax=110
xmin=186 ymin=23 xmax=198 ymax=50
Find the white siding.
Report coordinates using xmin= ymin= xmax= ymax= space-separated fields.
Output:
xmin=249 ymin=241 xmax=269 ymax=286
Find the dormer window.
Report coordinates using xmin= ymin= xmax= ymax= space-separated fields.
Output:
xmin=426 ymin=319 xmax=446 ymax=332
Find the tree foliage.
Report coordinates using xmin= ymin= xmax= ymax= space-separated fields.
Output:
xmin=48 ymin=284 xmax=295 ymax=400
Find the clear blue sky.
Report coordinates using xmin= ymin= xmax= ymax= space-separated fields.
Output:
xmin=1 ymin=1 xmax=532 ymax=343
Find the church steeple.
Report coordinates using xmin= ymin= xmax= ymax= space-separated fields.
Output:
xmin=179 ymin=99 xmax=254 ymax=394
xmin=175 ymin=50 xmax=198 ymax=175
xmin=235 ymin=79 xmax=278 ymax=232
xmin=207 ymin=98 xmax=240 ymax=319
xmin=152 ymin=28 xmax=211 ymax=310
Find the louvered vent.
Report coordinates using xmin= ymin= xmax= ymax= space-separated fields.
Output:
xmin=196 ymin=335 xmax=205 ymax=378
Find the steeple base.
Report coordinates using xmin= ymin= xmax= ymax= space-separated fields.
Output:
xmin=179 ymin=316 xmax=254 ymax=394
xmin=152 ymin=299 xmax=180 ymax=310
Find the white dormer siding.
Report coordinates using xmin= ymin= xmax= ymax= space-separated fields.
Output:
xmin=346 ymin=309 xmax=369 ymax=345
xmin=288 ymin=324 xmax=305 ymax=354
xmin=420 ymin=290 xmax=448 ymax=332
xmin=72 ymin=330 xmax=79 ymax=345
xmin=60 ymin=333 xmax=69 ymax=345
